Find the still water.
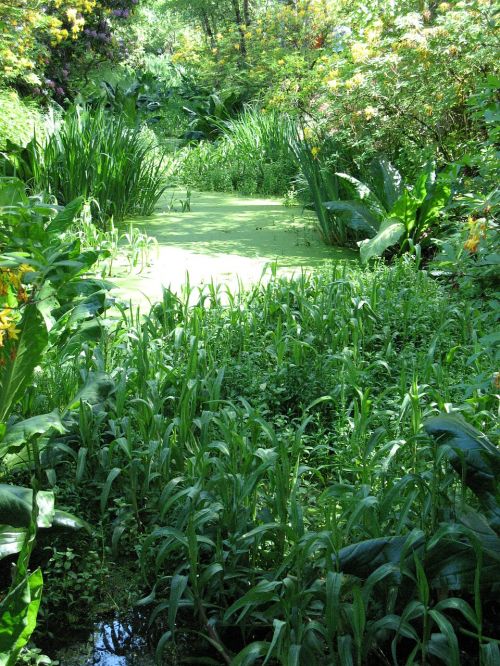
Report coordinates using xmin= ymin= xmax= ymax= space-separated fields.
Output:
xmin=54 ymin=616 xmax=155 ymax=665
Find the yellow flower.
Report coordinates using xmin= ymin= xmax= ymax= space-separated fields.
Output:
xmin=277 ymin=59 xmax=285 ymax=65
xmin=351 ymin=42 xmax=370 ymax=63
xmin=463 ymin=236 xmax=479 ymax=253
xmin=234 ymin=43 xmax=240 ymax=50
xmin=345 ymin=72 xmax=365 ymax=89
xmin=311 ymin=146 xmax=320 ymax=158
xmin=7 ymin=324 xmax=19 ymax=341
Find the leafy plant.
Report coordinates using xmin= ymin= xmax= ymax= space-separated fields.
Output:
xmin=21 ymin=106 xmax=169 ymax=226
xmin=323 ymin=158 xmax=454 ymax=260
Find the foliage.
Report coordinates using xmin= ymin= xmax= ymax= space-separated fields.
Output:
xmin=180 ymin=108 xmax=297 ymax=196
xmin=0 ymin=497 xmax=42 ymax=666
xmin=0 ymin=91 xmax=43 ymax=152
xmin=16 ymin=259 xmax=498 ymax=663
xmin=22 ymin=106 xmax=169 ymax=226
xmin=167 ymin=0 xmax=498 ymax=176
xmin=323 ymin=158 xmax=453 ymax=259
xmin=0 ymin=0 xmax=140 ymax=100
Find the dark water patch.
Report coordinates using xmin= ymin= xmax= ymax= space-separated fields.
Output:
xmin=50 ymin=614 xmax=155 ymax=665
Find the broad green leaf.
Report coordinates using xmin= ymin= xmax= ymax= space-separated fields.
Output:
xmin=359 ymin=219 xmax=405 ymax=264
xmin=390 ymin=190 xmax=420 ymax=232
xmin=323 ymin=200 xmax=380 ymax=234
xmin=369 ymin=158 xmax=403 ymax=210
xmin=0 ymin=305 xmax=48 ymax=423
xmin=337 ymin=532 xmax=425 ymax=578
xmin=0 ymin=568 xmax=43 ymax=666
xmin=418 ymin=179 xmax=451 ymax=230
xmin=424 ymin=414 xmax=500 ymax=526
xmin=0 ymin=412 xmax=65 ymax=456
xmin=0 ymin=178 xmax=28 ymax=208
xmin=0 ymin=485 xmax=54 ymax=529
xmin=46 ymin=197 xmax=84 ymax=234
xmin=51 ymin=510 xmax=91 ymax=533
xmin=0 ymin=528 xmax=26 ymax=561
xmin=66 ymin=373 xmax=115 ymax=411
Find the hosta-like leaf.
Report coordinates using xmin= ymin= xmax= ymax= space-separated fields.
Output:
xmin=46 ymin=196 xmax=84 ymax=234
xmin=336 ymin=532 xmax=425 ymax=578
xmin=424 ymin=414 xmax=500 ymax=527
xmin=0 ymin=411 xmax=65 ymax=456
xmin=0 ymin=485 xmax=54 ymax=529
xmin=66 ymin=372 xmax=115 ymax=411
xmin=359 ymin=219 xmax=405 ymax=264
xmin=369 ymin=158 xmax=403 ymax=210
xmin=0 ymin=527 xmax=26 ymax=561
xmin=323 ymin=200 xmax=380 ymax=235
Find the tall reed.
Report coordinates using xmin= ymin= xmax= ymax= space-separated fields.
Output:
xmin=32 ymin=106 xmax=169 ymax=226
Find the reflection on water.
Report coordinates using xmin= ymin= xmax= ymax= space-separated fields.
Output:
xmin=54 ymin=616 xmax=155 ymax=666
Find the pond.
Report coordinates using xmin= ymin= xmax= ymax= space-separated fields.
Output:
xmin=51 ymin=615 xmax=155 ymax=666
xmin=110 ymin=190 xmax=357 ymax=307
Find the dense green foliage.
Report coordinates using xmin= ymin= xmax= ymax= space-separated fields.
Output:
xmin=0 ymin=0 xmax=498 ymax=663
xmin=11 ymin=106 xmax=169 ymax=226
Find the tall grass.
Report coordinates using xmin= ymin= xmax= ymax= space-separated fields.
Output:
xmin=23 ymin=259 xmax=499 ymax=663
xmin=180 ymin=107 xmax=298 ymax=196
xmin=31 ymin=106 xmax=169 ymax=226
xmin=290 ymin=134 xmax=362 ymax=246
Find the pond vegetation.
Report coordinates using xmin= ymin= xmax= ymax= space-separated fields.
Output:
xmin=0 ymin=0 xmax=498 ymax=664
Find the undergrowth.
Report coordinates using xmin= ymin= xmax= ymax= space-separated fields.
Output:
xmin=21 ymin=258 xmax=499 ymax=664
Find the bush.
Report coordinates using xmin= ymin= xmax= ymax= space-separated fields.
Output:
xmin=0 ymin=89 xmax=43 ymax=150
xmin=179 ymin=108 xmax=298 ymax=196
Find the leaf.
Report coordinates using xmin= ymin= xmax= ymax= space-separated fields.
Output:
xmin=369 ymin=158 xmax=403 ymax=210
xmin=359 ymin=219 xmax=405 ymax=264
xmin=418 ymin=179 xmax=451 ymax=230
xmin=0 ymin=305 xmax=48 ymax=423
xmin=0 ymin=528 xmax=26 ymax=561
xmin=168 ymin=574 xmax=188 ymax=632
xmin=0 ymin=178 xmax=28 ymax=208
xmin=390 ymin=190 xmax=420 ymax=232
xmin=0 ymin=568 xmax=43 ymax=666
xmin=66 ymin=373 xmax=115 ymax=411
xmin=232 ymin=642 xmax=271 ymax=666
xmin=224 ymin=580 xmax=281 ymax=620
xmin=323 ymin=200 xmax=380 ymax=234
xmin=337 ymin=532 xmax=425 ymax=578
xmin=0 ymin=485 xmax=54 ymax=529
xmin=0 ymin=412 xmax=65 ymax=456
xmin=424 ymin=414 xmax=500 ymax=526
xmin=51 ymin=510 xmax=91 ymax=533
xmin=46 ymin=196 xmax=84 ymax=234
xmin=100 ymin=468 xmax=121 ymax=514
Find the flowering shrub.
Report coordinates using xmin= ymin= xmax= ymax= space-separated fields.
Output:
xmin=169 ymin=0 xmax=498 ymax=176
xmin=0 ymin=0 xmax=140 ymax=97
